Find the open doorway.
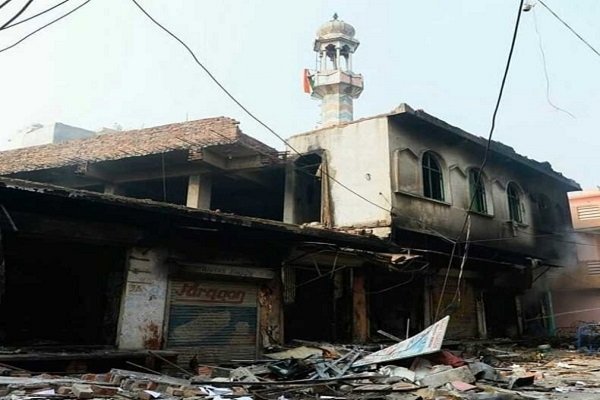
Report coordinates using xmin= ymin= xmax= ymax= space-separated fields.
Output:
xmin=0 ymin=236 xmax=126 ymax=347
xmin=284 ymin=265 xmax=352 ymax=343
xmin=483 ymin=289 xmax=519 ymax=338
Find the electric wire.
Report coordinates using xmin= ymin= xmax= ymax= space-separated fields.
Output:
xmin=204 ymin=127 xmax=455 ymax=242
xmin=128 ymin=0 xmax=458 ymax=243
xmin=538 ymin=0 xmax=600 ymax=59
xmin=461 ymin=230 xmax=595 ymax=247
xmin=435 ymin=0 xmax=525 ymax=320
xmin=129 ymin=0 xmax=294 ymax=152
xmin=532 ymin=7 xmax=575 ymax=118
xmin=0 ymin=0 xmax=12 ymax=11
xmin=0 ymin=0 xmax=34 ymax=29
xmin=355 ymin=273 xmax=415 ymax=295
xmin=0 ymin=0 xmax=91 ymax=54
xmin=0 ymin=0 xmax=69 ymax=30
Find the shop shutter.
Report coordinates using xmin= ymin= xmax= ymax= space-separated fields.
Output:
xmin=166 ymin=279 xmax=258 ymax=365
xmin=431 ymin=277 xmax=478 ymax=339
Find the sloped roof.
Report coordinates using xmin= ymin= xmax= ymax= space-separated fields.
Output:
xmin=0 ymin=117 xmax=277 ymax=175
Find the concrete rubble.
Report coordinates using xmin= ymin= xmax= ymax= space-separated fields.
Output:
xmin=2 ymin=342 xmax=600 ymax=400
xmin=1 ymin=321 xmax=600 ymax=400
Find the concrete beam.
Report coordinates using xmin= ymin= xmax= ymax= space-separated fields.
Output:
xmin=199 ymin=149 xmax=272 ymax=171
xmin=7 ymin=211 xmax=145 ymax=245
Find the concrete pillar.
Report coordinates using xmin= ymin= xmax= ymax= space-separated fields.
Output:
xmin=186 ymin=174 xmax=212 ymax=209
xmin=352 ymin=270 xmax=368 ymax=342
xmin=117 ymin=247 xmax=168 ymax=349
xmin=283 ymin=163 xmax=297 ymax=224
xmin=335 ymin=47 xmax=341 ymax=69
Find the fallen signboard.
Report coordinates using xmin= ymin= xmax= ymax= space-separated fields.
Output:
xmin=353 ymin=316 xmax=450 ymax=367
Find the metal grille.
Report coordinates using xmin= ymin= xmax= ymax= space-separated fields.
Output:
xmin=282 ymin=265 xmax=296 ymax=304
xmin=588 ymin=261 xmax=600 ymax=276
xmin=166 ymin=280 xmax=258 ymax=364
xmin=578 ymin=205 xmax=600 ymax=221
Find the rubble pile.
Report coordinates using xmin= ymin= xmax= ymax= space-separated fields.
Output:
xmin=2 ymin=345 xmax=600 ymax=400
xmin=3 ymin=320 xmax=600 ymax=399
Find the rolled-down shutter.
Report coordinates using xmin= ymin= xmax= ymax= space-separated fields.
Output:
xmin=166 ymin=279 xmax=258 ymax=364
xmin=431 ymin=277 xmax=478 ymax=339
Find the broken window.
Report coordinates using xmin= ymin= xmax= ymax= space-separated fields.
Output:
xmin=468 ymin=169 xmax=487 ymax=214
xmin=507 ymin=182 xmax=522 ymax=223
xmin=422 ymin=152 xmax=444 ymax=201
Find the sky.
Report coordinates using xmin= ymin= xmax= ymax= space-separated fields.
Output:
xmin=0 ymin=0 xmax=598 ymax=189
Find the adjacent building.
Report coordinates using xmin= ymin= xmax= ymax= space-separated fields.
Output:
xmin=2 ymin=122 xmax=95 ymax=150
xmin=550 ymin=189 xmax=600 ymax=335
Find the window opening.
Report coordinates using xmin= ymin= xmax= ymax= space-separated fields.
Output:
xmin=422 ymin=152 xmax=444 ymax=201
xmin=468 ymin=169 xmax=487 ymax=214
xmin=507 ymin=183 xmax=522 ymax=223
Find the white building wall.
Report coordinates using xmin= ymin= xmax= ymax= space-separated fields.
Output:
xmin=287 ymin=117 xmax=392 ymax=228
xmin=117 ymin=247 xmax=168 ymax=349
xmin=2 ymin=123 xmax=95 ymax=150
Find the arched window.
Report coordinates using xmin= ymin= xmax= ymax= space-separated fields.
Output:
xmin=422 ymin=152 xmax=444 ymax=201
xmin=507 ymin=183 xmax=522 ymax=223
xmin=468 ymin=169 xmax=487 ymax=213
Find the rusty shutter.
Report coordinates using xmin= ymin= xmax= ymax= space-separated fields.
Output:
xmin=431 ymin=277 xmax=478 ymax=339
xmin=166 ymin=279 xmax=258 ymax=365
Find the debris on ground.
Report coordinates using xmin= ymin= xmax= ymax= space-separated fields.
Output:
xmin=3 ymin=320 xmax=600 ymax=399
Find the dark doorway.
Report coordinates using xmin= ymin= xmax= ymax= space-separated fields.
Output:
xmin=284 ymin=266 xmax=351 ymax=343
xmin=484 ymin=289 xmax=519 ymax=338
xmin=0 ymin=236 xmax=126 ymax=347
xmin=369 ymin=271 xmax=425 ymax=339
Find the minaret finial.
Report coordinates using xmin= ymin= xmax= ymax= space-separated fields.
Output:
xmin=333 ymin=13 xmax=338 ymax=20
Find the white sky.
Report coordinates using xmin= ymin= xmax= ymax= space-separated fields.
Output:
xmin=0 ymin=0 xmax=598 ymax=188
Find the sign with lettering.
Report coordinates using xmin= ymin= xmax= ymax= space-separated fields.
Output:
xmin=170 ymin=280 xmax=257 ymax=307
xmin=353 ymin=316 xmax=450 ymax=366
xmin=178 ymin=263 xmax=275 ymax=280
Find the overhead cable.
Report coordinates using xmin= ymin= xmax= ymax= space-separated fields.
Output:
xmin=0 ymin=0 xmax=34 ymax=29
xmin=532 ymin=7 xmax=575 ymax=118
xmin=128 ymin=0 xmax=456 ymax=242
xmin=0 ymin=0 xmax=91 ymax=54
xmin=0 ymin=0 xmax=13 ymax=11
xmin=204 ymin=127 xmax=453 ymax=241
xmin=538 ymin=0 xmax=600 ymax=60
xmin=0 ymin=0 xmax=69 ymax=30
xmin=435 ymin=0 xmax=525 ymax=320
